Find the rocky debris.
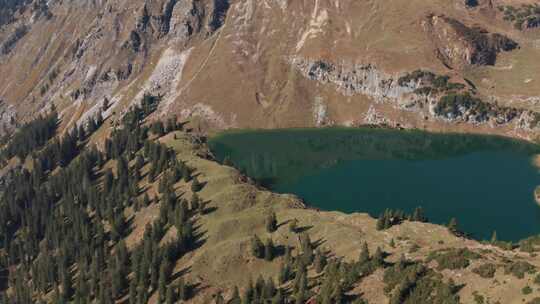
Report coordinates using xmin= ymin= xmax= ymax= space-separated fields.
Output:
xmin=208 ymin=0 xmax=230 ymax=33
xmin=169 ymin=0 xmax=205 ymax=42
xmin=134 ymin=47 xmax=192 ymax=114
xmin=364 ymin=106 xmax=391 ymax=126
xmin=180 ymin=103 xmax=231 ymax=129
xmin=0 ymin=100 xmax=17 ymax=135
xmin=313 ymin=96 xmax=329 ymax=127
xmin=30 ymin=0 xmax=53 ymax=21
xmin=0 ymin=0 xmax=32 ymax=26
xmin=424 ymin=15 xmax=518 ymax=68
xmin=291 ymin=57 xmax=418 ymax=101
xmin=0 ymin=24 xmax=28 ymax=56
xmin=293 ymin=58 xmax=540 ymax=131
xmin=517 ymin=110 xmax=540 ymax=131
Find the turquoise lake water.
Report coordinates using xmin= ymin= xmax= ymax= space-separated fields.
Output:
xmin=209 ymin=128 xmax=540 ymax=241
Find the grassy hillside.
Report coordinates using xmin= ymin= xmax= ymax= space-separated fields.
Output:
xmin=1 ymin=105 xmax=540 ymax=303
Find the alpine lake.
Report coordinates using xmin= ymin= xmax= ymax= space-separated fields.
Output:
xmin=209 ymin=128 xmax=540 ymax=242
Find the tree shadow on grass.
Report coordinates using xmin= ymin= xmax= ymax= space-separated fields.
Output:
xmin=294 ymin=225 xmax=313 ymax=234
xmin=312 ymin=238 xmax=326 ymax=250
xmin=171 ymin=265 xmax=192 ymax=282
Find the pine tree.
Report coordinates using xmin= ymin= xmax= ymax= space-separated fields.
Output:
xmin=61 ymin=266 xmax=74 ymax=300
xmin=158 ymin=260 xmax=170 ymax=302
xmin=266 ymin=211 xmax=278 ymax=233
xmin=242 ymin=279 xmax=254 ymax=304
xmin=182 ymin=166 xmax=192 ymax=182
xmin=230 ymin=286 xmax=241 ymax=304
xmin=191 ymin=176 xmax=202 ymax=192
xmin=358 ymin=242 xmax=370 ymax=265
xmin=272 ymin=289 xmax=284 ymax=304
xmin=262 ymin=278 xmax=276 ymax=300
xmin=178 ymin=278 xmax=188 ymax=301
xmin=332 ymin=284 xmax=343 ymax=304
xmin=251 ymin=235 xmax=264 ymax=259
xmin=314 ymin=249 xmax=327 ymax=273
xmin=264 ymin=238 xmax=274 ymax=261
xmin=190 ymin=194 xmax=200 ymax=211
xmin=215 ymin=293 xmax=225 ymax=304
xmin=376 ymin=213 xmax=385 ymax=230
xmin=373 ymin=247 xmax=384 ymax=267
xmin=289 ymin=219 xmax=298 ymax=233
xmin=143 ymin=193 xmax=151 ymax=207
xmin=166 ymin=285 xmax=175 ymax=304
xmin=278 ymin=262 xmax=291 ymax=284
xmin=299 ymin=233 xmax=313 ymax=265
xmin=448 ymin=217 xmax=459 ymax=235
xmin=412 ymin=206 xmax=427 ymax=222
xmin=491 ymin=231 xmax=498 ymax=243
xmin=129 ymin=281 xmax=137 ymax=304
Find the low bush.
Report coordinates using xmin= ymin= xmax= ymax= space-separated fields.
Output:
xmin=472 ymin=263 xmax=497 ymax=278
xmin=504 ymin=261 xmax=536 ymax=279
xmin=427 ymin=248 xmax=481 ymax=271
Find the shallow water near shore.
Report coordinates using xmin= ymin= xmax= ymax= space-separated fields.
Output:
xmin=209 ymin=128 xmax=540 ymax=241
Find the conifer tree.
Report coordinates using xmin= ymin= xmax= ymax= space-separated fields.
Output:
xmin=314 ymin=249 xmax=327 ymax=273
xmin=448 ymin=217 xmax=459 ymax=235
xmin=129 ymin=281 xmax=137 ymax=304
xmin=373 ymin=247 xmax=384 ymax=267
xmin=358 ymin=242 xmax=370 ymax=265
xmin=264 ymin=238 xmax=274 ymax=261
xmin=190 ymin=193 xmax=200 ymax=211
xmin=266 ymin=211 xmax=278 ymax=233
xmin=182 ymin=166 xmax=191 ymax=182
xmin=251 ymin=235 xmax=264 ymax=259
xmin=158 ymin=260 xmax=171 ymax=302
xmin=491 ymin=231 xmax=498 ymax=243
xmin=289 ymin=219 xmax=298 ymax=233
xmin=166 ymin=285 xmax=175 ymax=304
xmin=242 ymin=279 xmax=254 ymax=304
xmin=272 ymin=289 xmax=284 ymax=304
xmin=230 ymin=286 xmax=241 ymax=304
xmin=178 ymin=278 xmax=188 ymax=301
xmin=191 ymin=176 xmax=202 ymax=192
xmin=215 ymin=293 xmax=225 ymax=304
xmin=61 ymin=266 xmax=74 ymax=300
xmin=376 ymin=213 xmax=385 ymax=231
xmin=412 ymin=207 xmax=427 ymax=222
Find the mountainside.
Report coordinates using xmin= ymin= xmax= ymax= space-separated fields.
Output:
xmin=0 ymin=0 xmax=540 ymax=140
xmin=3 ymin=1 xmax=540 ymax=304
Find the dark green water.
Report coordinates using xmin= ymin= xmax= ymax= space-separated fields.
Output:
xmin=209 ymin=128 xmax=540 ymax=241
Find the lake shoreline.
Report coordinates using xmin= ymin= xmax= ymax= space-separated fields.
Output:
xmin=210 ymin=127 xmax=540 ymax=242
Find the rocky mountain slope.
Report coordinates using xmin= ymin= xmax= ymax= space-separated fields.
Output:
xmin=0 ymin=0 xmax=540 ymax=140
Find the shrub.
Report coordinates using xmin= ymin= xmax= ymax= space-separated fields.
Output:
xmin=522 ymin=286 xmax=533 ymax=295
xmin=527 ymin=298 xmax=540 ymax=304
xmin=427 ymin=248 xmax=481 ymax=270
xmin=473 ymin=291 xmax=485 ymax=304
xmin=472 ymin=263 xmax=497 ymax=278
xmin=504 ymin=261 xmax=536 ymax=279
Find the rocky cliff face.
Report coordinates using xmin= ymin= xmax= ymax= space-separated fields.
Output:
xmin=0 ymin=0 xmax=539 ymax=140
xmin=424 ymin=15 xmax=518 ymax=68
